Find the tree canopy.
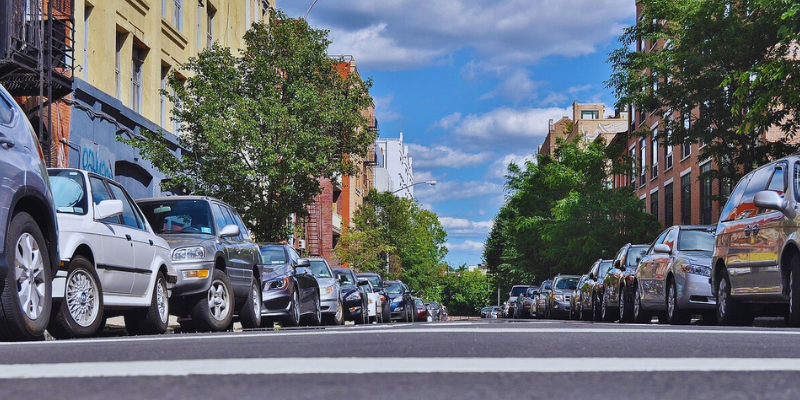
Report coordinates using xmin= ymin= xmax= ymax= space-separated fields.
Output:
xmin=123 ymin=10 xmax=375 ymax=241
xmin=484 ymin=139 xmax=662 ymax=294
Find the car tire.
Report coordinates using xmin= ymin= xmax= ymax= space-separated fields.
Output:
xmin=601 ymin=292 xmax=615 ymax=322
xmin=667 ymin=278 xmax=690 ymax=325
xmin=381 ymin=302 xmax=391 ymax=324
xmin=190 ymin=269 xmax=234 ymax=332
xmin=633 ymin=283 xmax=651 ymax=324
xmin=0 ymin=212 xmax=52 ymax=341
xmin=48 ymin=256 xmax=104 ymax=339
xmin=285 ymin=290 xmax=301 ymax=327
xmin=716 ymin=269 xmax=748 ymax=326
xmin=788 ymin=253 xmax=800 ymax=327
xmin=239 ymin=276 xmax=262 ymax=329
xmin=592 ymin=293 xmax=602 ymax=321
xmin=125 ymin=272 xmax=170 ymax=335
xmin=304 ymin=293 xmax=322 ymax=326
xmin=325 ymin=298 xmax=345 ymax=325
xmin=618 ymin=286 xmax=631 ymax=323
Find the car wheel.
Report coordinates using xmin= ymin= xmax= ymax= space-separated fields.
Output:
xmin=788 ymin=253 xmax=800 ymax=327
xmin=48 ymin=256 xmax=104 ymax=339
xmin=633 ymin=283 xmax=651 ymax=324
xmin=239 ymin=276 xmax=262 ymax=329
xmin=381 ymin=302 xmax=391 ymax=324
xmin=618 ymin=286 xmax=631 ymax=323
xmin=303 ymin=293 xmax=322 ymax=326
xmin=601 ymin=292 xmax=614 ymax=322
xmin=125 ymin=272 xmax=170 ymax=335
xmin=716 ymin=269 xmax=749 ymax=326
xmin=0 ymin=212 xmax=52 ymax=341
xmin=190 ymin=269 xmax=233 ymax=331
xmin=285 ymin=290 xmax=301 ymax=327
xmin=667 ymin=278 xmax=690 ymax=325
xmin=592 ymin=293 xmax=602 ymax=321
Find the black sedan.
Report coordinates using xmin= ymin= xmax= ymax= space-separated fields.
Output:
xmin=385 ymin=280 xmax=416 ymax=322
xmin=259 ymin=244 xmax=321 ymax=327
xmin=333 ymin=268 xmax=370 ymax=324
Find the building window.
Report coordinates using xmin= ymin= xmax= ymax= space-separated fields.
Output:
xmin=83 ymin=6 xmax=92 ymax=81
xmin=246 ymin=0 xmax=251 ymax=29
xmin=162 ymin=0 xmax=167 ymax=18
xmin=665 ymin=182 xmax=674 ymax=227
xmin=651 ymin=127 xmax=659 ymax=179
xmin=207 ymin=6 xmax=215 ymax=47
xmin=171 ymin=78 xmax=184 ymax=133
xmin=581 ymin=110 xmax=599 ymax=120
xmin=681 ymin=173 xmax=691 ymax=225
xmin=173 ymin=0 xmax=183 ymax=31
xmin=682 ymin=113 xmax=692 ymax=159
xmin=160 ymin=66 xmax=169 ymax=127
xmin=131 ymin=46 xmax=144 ymax=113
xmin=630 ymin=146 xmax=636 ymax=187
xmin=651 ymin=191 xmax=659 ymax=219
xmin=196 ymin=2 xmax=202 ymax=49
xmin=115 ymin=33 xmax=124 ymax=100
xmin=640 ymin=138 xmax=647 ymax=186
xmin=700 ymin=163 xmax=712 ymax=224
xmin=665 ymin=117 xmax=674 ymax=171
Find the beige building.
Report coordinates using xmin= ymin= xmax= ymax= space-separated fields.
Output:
xmin=538 ymin=101 xmax=628 ymax=157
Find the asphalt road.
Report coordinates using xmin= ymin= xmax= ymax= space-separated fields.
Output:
xmin=3 ymin=318 xmax=800 ymax=399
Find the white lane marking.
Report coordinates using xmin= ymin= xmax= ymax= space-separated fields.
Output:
xmin=2 ymin=358 xmax=800 ymax=379
xmin=4 ymin=326 xmax=800 ymax=347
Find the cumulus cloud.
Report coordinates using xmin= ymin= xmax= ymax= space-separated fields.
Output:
xmin=481 ymin=69 xmax=543 ymax=102
xmin=281 ymin=0 xmax=634 ymax=70
xmin=430 ymin=112 xmax=463 ymax=131
xmin=445 ymin=106 xmax=572 ymax=150
xmin=439 ymin=217 xmax=494 ymax=237
xmin=487 ymin=153 xmax=537 ymax=180
xmin=408 ymin=144 xmax=494 ymax=169
xmin=415 ymin=179 xmax=503 ymax=204
xmin=444 ymin=240 xmax=485 ymax=253
xmin=373 ymin=94 xmax=401 ymax=122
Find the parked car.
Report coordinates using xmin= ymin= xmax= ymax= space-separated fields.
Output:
xmin=534 ymin=280 xmax=552 ymax=318
xmin=359 ymin=278 xmax=381 ymax=323
xmin=427 ymin=301 xmax=441 ymax=321
xmin=480 ymin=306 xmax=491 ymax=318
xmin=605 ymin=243 xmax=650 ymax=323
xmin=137 ymin=196 xmax=262 ymax=332
xmin=582 ymin=259 xmax=613 ymax=321
xmin=570 ymin=274 xmax=590 ymax=320
xmin=47 ymin=169 xmax=171 ymax=338
xmin=634 ymin=225 xmax=716 ymax=325
xmin=385 ymin=280 xmax=415 ymax=322
xmin=504 ymin=285 xmax=529 ymax=318
xmin=489 ymin=306 xmax=501 ymax=319
xmin=414 ymin=297 xmax=428 ymax=321
xmin=516 ymin=285 xmax=538 ymax=319
xmin=334 ymin=268 xmax=370 ymax=324
xmin=357 ymin=272 xmax=391 ymax=323
xmin=713 ymin=157 xmax=800 ymax=326
xmin=260 ymin=244 xmax=321 ymax=326
xmin=0 ymin=83 xmax=59 ymax=341
xmin=308 ymin=257 xmax=343 ymax=325
xmin=547 ymin=275 xmax=579 ymax=319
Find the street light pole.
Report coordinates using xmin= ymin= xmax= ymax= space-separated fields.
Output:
xmin=391 ymin=180 xmax=436 ymax=195
xmin=304 ymin=0 xmax=320 ymax=19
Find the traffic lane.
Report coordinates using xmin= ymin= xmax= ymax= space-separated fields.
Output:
xmin=1 ymin=372 xmax=798 ymax=400
xmin=4 ymin=321 xmax=800 ymax=364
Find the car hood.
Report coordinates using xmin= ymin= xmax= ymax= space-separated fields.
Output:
xmin=160 ymin=234 xmax=217 ymax=249
xmin=508 ymin=296 xmax=518 ymax=303
xmin=388 ymin=294 xmax=405 ymax=302
xmin=679 ymin=251 xmax=713 ymax=267
xmin=262 ymin=264 xmax=293 ymax=280
xmin=316 ymin=277 xmax=337 ymax=287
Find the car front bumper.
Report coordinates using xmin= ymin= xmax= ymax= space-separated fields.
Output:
xmin=169 ymin=260 xmax=215 ymax=297
xmin=261 ymin=287 xmax=293 ymax=317
xmin=677 ymin=273 xmax=716 ymax=310
xmin=550 ymin=300 xmax=571 ymax=316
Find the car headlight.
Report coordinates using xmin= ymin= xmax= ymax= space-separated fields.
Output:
xmin=391 ymin=297 xmax=402 ymax=304
xmin=322 ymin=285 xmax=334 ymax=295
xmin=172 ymin=246 xmax=205 ymax=261
xmin=681 ymin=264 xmax=711 ymax=277
xmin=555 ymin=294 xmax=565 ymax=302
xmin=268 ymin=277 xmax=289 ymax=290
xmin=346 ymin=291 xmax=361 ymax=301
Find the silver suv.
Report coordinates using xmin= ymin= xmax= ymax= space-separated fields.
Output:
xmin=0 ymin=83 xmax=58 ymax=341
xmin=713 ymin=155 xmax=800 ymax=326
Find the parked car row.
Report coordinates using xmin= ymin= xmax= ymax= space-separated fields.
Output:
xmin=503 ymin=154 xmax=800 ymax=327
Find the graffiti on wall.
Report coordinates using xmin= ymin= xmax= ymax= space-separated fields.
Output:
xmin=80 ymin=139 xmax=115 ymax=179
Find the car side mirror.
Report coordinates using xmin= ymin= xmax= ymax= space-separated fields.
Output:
xmin=404 ymin=290 xmax=411 ymax=295
xmin=411 ymin=289 xmax=417 ymax=295
xmin=754 ymin=190 xmax=795 ymax=218
xmin=337 ymin=274 xmax=346 ymax=283
xmin=296 ymin=258 xmax=311 ymax=268
xmin=218 ymin=224 xmax=240 ymax=238
xmin=653 ymin=243 xmax=671 ymax=254
xmin=94 ymin=199 xmax=123 ymax=221
xmin=614 ymin=259 xmax=621 ymax=268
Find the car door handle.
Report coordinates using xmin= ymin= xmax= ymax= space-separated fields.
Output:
xmin=752 ymin=224 xmax=759 ymax=236
xmin=744 ymin=225 xmax=751 ymax=236
xmin=149 ymin=240 xmax=154 ymax=246
xmin=0 ymin=136 xmax=15 ymax=148
xmin=125 ymin=234 xmax=132 ymax=241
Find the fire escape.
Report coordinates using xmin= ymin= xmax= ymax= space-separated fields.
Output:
xmin=0 ymin=0 xmax=74 ymax=166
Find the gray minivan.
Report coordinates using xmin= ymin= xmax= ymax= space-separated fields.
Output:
xmin=0 ymin=83 xmax=59 ymax=341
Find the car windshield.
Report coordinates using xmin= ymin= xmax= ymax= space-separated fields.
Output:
xmin=598 ymin=262 xmax=613 ymax=280
xmin=49 ymin=170 xmax=88 ymax=215
xmin=308 ymin=260 xmax=332 ymax=278
xmin=260 ymin=246 xmax=287 ymax=265
xmin=510 ymin=286 xmax=528 ymax=296
xmin=555 ymin=278 xmax=578 ymax=290
xmin=360 ymin=275 xmax=382 ymax=288
xmin=139 ymin=200 xmax=215 ymax=235
xmin=627 ymin=247 xmax=649 ymax=269
xmin=336 ymin=270 xmax=356 ymax=285
xmin=678 ymin=229 xmax=715 ymax=252
xmin=415 ymin=299 xmax=424 ymax=307
xmin=384 ymin=282 xmax=403 ymax=294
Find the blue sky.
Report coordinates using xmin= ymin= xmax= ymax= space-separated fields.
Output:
xmin=280 ymin=0 xmax=636 ymax=267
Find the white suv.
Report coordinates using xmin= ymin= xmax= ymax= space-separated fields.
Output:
xmin=47 ymin=169 xmax=172 ymax=338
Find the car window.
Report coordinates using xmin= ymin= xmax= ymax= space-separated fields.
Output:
xmin=510 ymin=286 xmax=528 ymax=296
xmin=597 ymin=262 xmax=613 ymax=280
xmin=767 ymin=163 xmax=786 ymax=195
xmin=737 ymin=165 xmax=774 ymax=220
xmin=361 ymin=275 xmax=382 ymax=288
xmin=626 ymin=246 xmax=648 ymax=269
xmin=677 ymin=229 xmax=715 ymax=252
xmin=107 ymin=182 xmax=143 ymax=230
xmin=260 ymin=246 xmax=287 ymax=264
xmin=664 ymin=228 xmax=678 ymax=250
xmin=230 ymin=209 xmax=251 ymax=240
xmin=720 ymin=173 xmax=751 ymax=222
xmin=90 ymin=177 xmax=119 ymax=224
xmin=337 ymin=270 xmax=356 ymax=285
xmin=555 ymin=278 xmax=578 ymax=290
xmin=49 ymin=170 xmax=88 ymax=215
xmin=384 ymin=282 xmax=402 ymax=294
xmin=0 ymin=93 xmax=14 ymax=125
xmin=140 ymin=200 xmax=215 ymax=235
xmin=309 ymin=260 xmax=332 ymax=278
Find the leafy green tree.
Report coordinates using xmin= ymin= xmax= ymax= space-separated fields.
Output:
xmin=123 ymin=10 xmax=374 ymax=241
xmin=607 ymin=0 xmax=798 ymax=186
xmin=441 ymin=267 xmax=492 ymax=316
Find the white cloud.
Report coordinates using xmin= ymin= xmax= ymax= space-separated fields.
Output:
xmin=283 ymin=0 xmax=634 ymax=70
xmin=444 ymin=240 xmax=485 ymax=253
xmin=373 ymin=94 xmax=401 ymax=122
xmin=448 ymin=106 xmax=572 ymax=150
xmin=481 ymin=69 xmax=542 ymax=102
xmin=487 ymin=153 xmax=536 ymax=180
xmin=439 ymin=217 xmax=494 ymax=237
xmin=431 ymin=112 xmax=463 ymax=131
xmin=408 ymin=144 xmax=494 ymax=169
xmin=415 ymin=179 xmax=503 ymax=203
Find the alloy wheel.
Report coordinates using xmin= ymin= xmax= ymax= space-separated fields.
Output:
xmin=668 ymin=283 xmax=676 ymax=320
xmin=619 ymin=288 xmax=626 ymax=322
xmin=717 ymin=278 xmax=728 ymax=320
xmin=15 ymin=232 xmax=47 ymax=320
xmin=252 ymin=283 xmax=261 ymax=320
xmin=157 ymin=276 xmax=169 ymax=324
xmin=66 ymin=269 xmax=99 ymax=327
xmin=207 ymin=279 xmax=230 ymax=321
